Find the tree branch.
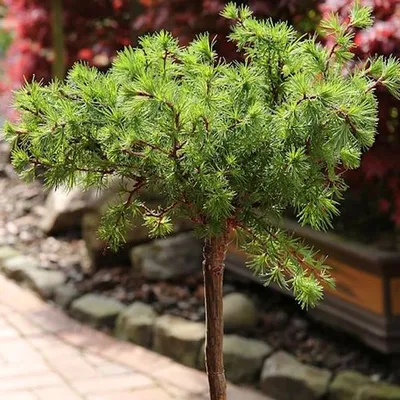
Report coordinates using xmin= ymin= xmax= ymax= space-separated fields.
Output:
xmin=141 ymin=201 xmax=179 ymax=218
xmin=20 ymin=105 xmax=42 ymax=117
xmin=135 ymin=139 xmax=170 ymax=156
xmin=202 ymin=116 xmax=210 ymax=135
xmin=365 ymin=76 xmax=384 ymax=93
xmin=324 ymin=22 xmax=354 ymax=74
xmin=237 ymin=222 xmax=325 ymax=283
xmin=135 ymin=90 xmax=175 ymax=111
xmin=296 ymin=94 xmax=318 ymax=107
xmin=30 ymin=158 xmax=116 ymax=175
xmin=103 ymin=178 xmax=146 ymax=252
xmin=334 ymin=107 xmax=358 ymax=136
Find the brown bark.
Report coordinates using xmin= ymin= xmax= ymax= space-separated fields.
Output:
xmin=51 ymin=0 xmax=65 ymax=79
xmin=203 ymin=231 xmax=229 ymax=400
xmin=129 ymin=0 xmax=143 ymax=46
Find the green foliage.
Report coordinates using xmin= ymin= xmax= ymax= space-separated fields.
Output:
xmin=350 ymin=1 xmax=374 ymax=29
xmin=5 ymin=2 xmax=399 ymax=308
xmin=98 ymin=199 xmax=141 ymax=252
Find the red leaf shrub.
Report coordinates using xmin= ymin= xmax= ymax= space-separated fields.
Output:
xmin=134 ymin=0 xmax=319 ymax=59
xmin=1 ymin=0 xmax=133 ymax=89
xmin=319 ymin=1 xmax=400 ymax=245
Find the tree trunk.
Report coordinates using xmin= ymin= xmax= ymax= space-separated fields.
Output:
xmin=51 ymin=0 xmax=65 ymax=79
xmin=203 ymin=232 xmax=229 ymax=400
xmin=129 ymin=0 xmax=143 ymax=46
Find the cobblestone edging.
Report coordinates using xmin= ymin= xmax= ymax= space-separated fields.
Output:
xmin=0 ymin=273 xmax=268 ymax=399
xmin=1 ymin=246 xmax=400 ymax=400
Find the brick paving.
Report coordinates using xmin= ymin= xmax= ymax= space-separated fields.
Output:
xmin=0 ymin=275 xmax=271 ymax=400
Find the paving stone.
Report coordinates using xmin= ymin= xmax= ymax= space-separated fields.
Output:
xmin=2 ymin=392 xmax=38 ymax=400
xmin=154 ymin=315 xmax=204 ymax=368
xmin=115 ymin=302 xmax=157 ymax=348
xmin=70 ymin=294 xmax=126 ymax=328
xmin=153 ymin=363 xmax=209 ymax=394
xmin=34 ymin=385 xmax=83 ymax=400
xmin=87 ymin=387 xmax=175 ymax=400
xmin=6 ymin=313 xmax=43 ymax=335
xmin=260 ymin=351 xmax=332 ymax=400
xmin=0 ymin=324 xmax=20 ymax=339
xmin=0 ymin=361 xmax=48 ymax=379
xmin=0 ymin=274 xmax=278 ymax=400
xmin=72 ymin=373 xmax=154 ymax=395
xmin=328 ymin=370 xmax=371 ymax=400
xmin=130 ymin=233 xmax=202 ymax=280
xmin=223 ymin=292 xmax=258 ymax=332
xmin=28 ymin=306 xmax=79 ymax=333
xmin=0 ymin=372 xmax=64 ymax=392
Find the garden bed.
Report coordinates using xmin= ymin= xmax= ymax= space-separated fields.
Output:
xmin=228 ymin=219 xmax=400 ymax=354
xmin=51 ymin=263 xmax=400 ymax=382
xmin=1 ymin=155 xmax=400 ymax=398
xmin=2 ymin=242 xmax=400 ymax=399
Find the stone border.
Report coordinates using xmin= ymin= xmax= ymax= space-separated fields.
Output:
xmin=1 ymin=245 xmax=400 ymax=400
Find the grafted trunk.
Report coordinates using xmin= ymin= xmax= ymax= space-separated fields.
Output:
xmin=203 ymin=232 xmax=229 ymax=400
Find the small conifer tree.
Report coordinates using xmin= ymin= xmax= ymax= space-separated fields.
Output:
xmin=4 ymin=3 xmax=400 ymax=399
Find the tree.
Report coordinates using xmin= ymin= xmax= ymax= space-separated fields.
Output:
xmin=4 ymin=2 xmax=400 ymax=399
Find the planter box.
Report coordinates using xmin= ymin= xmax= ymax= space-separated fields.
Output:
xmin=226 ymin=221 xmax=400 ymax=354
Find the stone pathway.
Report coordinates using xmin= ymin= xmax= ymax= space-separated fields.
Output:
xmin=0 ymin=275 xmax=271 ymax=400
